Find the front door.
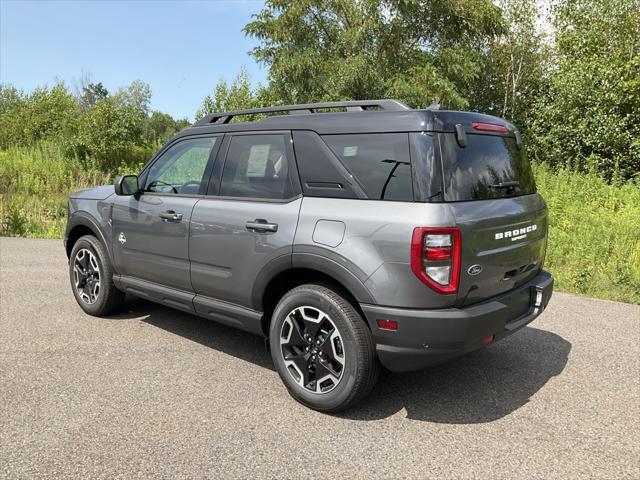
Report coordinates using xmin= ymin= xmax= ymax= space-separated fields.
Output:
xmin=112 ymin=136 xmax=219 ymax=292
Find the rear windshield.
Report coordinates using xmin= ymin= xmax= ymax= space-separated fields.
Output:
xmin=439 ymin=133 xmax=536 ymax=201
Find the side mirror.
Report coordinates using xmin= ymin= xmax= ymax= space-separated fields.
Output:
xmin=114 ymin=175 xmax=139 ymax=196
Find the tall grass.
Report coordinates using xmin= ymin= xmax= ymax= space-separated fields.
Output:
xmin=1 ymin=145 xmax=638 ymax=303
xmin=533 ymin=163 xmax=640 ymax=304
xmin=0 ymin=143 xmax=113 ymax=238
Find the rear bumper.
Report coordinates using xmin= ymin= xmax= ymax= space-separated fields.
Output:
xmin=360 ymin=270 xmax=553 ymax=372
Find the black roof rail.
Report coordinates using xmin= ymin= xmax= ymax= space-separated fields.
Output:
xmin=193 ymin=99 xmax=411 ymax=126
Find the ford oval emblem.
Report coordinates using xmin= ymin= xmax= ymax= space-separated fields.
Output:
xmin=467 ymin=264 xmax=483 ymax=276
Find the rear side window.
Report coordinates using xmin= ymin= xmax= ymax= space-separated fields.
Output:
xmin=322 ymin=133 xmax=413 ymax=201
xmin=220 ymin=134 xmax=296 ymax=200
xmin=439 ymin=133 xmax=536 ymax=201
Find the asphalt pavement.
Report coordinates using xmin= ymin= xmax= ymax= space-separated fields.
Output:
xmin=1 ymin=237 xmax=638 ymax=479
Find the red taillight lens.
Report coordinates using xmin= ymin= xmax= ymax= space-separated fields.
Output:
xmin=425 ymin=246 xmax=452 ymax=261
xmin=411 ymin=227 xmax=461 ymax=294
xmin=471 ymin=122 xmax=508 ymax=133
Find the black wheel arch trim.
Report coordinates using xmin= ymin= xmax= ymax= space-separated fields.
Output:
xmin=251 ymin=254 xmax=294 ymax=311
xmin=65 ymin=213 xmax=113 ymax=266
xmin=292 ymin=253 xmax=375 ymax=304
xmin=251 ymin=252 xmax=376 ymax=312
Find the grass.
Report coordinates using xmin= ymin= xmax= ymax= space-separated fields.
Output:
xmin=533 ymin=163 xmax=640 ymax=304
xmin=1 ymin=144 xmax=638 ymax=303
xmin=0 ymin=143 xmax=131 ymax=238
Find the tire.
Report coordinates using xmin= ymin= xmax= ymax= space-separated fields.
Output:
xmin=269 ymin=284 xmax=379 ymax=412
xmin=69 ymin=234 xmax=125 ymax=316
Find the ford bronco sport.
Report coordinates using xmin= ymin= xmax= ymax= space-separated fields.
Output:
xmin=65 ymin=99 xmax=553 ymax=412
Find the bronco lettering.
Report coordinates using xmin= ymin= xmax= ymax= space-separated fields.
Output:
xmin=495 ymin=224 xmax=537 ymax=240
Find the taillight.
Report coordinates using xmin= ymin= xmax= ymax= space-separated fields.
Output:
xmin=471 ymin=122 xmax=508 ymax=133
xmin=411 ymin=227 xmax=461 ymax=294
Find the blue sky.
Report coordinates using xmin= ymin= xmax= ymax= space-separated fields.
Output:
xmin=0 ymin=0 xmax=268 ymax=120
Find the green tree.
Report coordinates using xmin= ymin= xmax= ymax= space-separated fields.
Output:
xmin=79 ymin=82 xmax=109 ymax=110
xmin=146 ymin=111 xmax=189 ymax=143
xmin=115 ymin=80 xmax=152 ymax=115
xmin=528 ymin=0 xmax=640 ymax=181
xmin=196 ymin=67 xmax=260 ymax=119
xmin=0 ymin=83 xmax=78 ymax=149
xmin=0 ymin=85 xmax=27 ymax=148
xmin=244 ymin=0 xmax=505 ymax=108
xmin=0 ymin=79 xmax=183 ymax=169
xmin=467 ymin=0 xmax=547 ymax=130
xmin=78 ymin=96 xmax=146 ymax=169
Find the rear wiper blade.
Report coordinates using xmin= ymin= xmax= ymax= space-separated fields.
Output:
xmin=488 ymin=181 xmax=520 ymax=189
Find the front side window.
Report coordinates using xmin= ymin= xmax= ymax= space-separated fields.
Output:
xmin=145 ymin=137 xmax=217 ymax=195
xmin=322 ymin=133 xmax=413 ymax=201
xmin=220 ymin=134 xmax=295 ymax=199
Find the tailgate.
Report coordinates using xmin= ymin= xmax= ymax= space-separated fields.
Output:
xmin=449 ymin=194 xmax=548 ymax=306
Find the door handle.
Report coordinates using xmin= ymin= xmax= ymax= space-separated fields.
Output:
xmin=246 ymin=219 xmax=278 ymax=233
xmin=159 ymin=210 xmax=183 ymax=222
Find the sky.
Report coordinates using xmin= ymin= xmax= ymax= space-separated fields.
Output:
xmin=0 ymin=0 xmax=268 ymax=120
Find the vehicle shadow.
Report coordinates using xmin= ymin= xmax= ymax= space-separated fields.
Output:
xmin=108 ymin=296 xmax=274 ymax=370
xmin=109 ymin=296 xmax=571 ymax=424
xmin=343 ymin=326 xmax=571 ymax=423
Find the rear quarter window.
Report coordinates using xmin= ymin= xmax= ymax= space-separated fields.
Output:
xmin=439 ymin=133 xmax=536 ymax=201
xmin=322 ymin=133 xmax=413 ymax=201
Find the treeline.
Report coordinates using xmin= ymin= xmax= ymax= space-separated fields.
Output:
xmin=0 ymin=80 xmax=189 ymax=170
xmin=202 ymin=0 xmax=638 ymax=182
xmin=0 ymin=0 xmax=638 ymax=301
xmin=1 ymin=0 xmax=639 ymax=182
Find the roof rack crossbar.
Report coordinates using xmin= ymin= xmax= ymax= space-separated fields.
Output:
xmin=194 ymin=99 xmax=410 ymax=126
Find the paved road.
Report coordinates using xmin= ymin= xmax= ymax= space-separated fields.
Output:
xmin=1 ymin=237 xmax=638 ymax=479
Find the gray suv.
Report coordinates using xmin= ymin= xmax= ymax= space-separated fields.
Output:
xmin=65 ymin=99 xmax=553 ymax=411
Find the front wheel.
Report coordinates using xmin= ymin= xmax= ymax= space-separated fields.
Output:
xmin=69 ymin=235 xmax=125 ymax=316
xmin=269 ymin=284 xmax=379 ymax=412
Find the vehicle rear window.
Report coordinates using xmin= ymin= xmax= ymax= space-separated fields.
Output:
xmin=439 ymin=133 xmax=536 ymax=201
xmin=322 ymin=133 xmax=413 ymax=201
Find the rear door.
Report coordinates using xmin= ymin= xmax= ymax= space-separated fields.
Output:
xmin=437 ymin=131 xmax=547 ymax=306
xmin=189 ymin=132 xmax=302 ymax=310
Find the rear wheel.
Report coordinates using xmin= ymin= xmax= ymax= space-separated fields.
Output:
xmin=69 ymin=235 xmax=124 ymax=316
xmin=269 ymin=284 xmax=379 ymax=412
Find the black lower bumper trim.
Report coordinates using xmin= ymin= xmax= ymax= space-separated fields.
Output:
xmin=360 ymin=270 xmax=554 ymax=372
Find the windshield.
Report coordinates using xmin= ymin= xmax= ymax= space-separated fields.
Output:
xmin=439 ymin=133 xmax=536 ymax=201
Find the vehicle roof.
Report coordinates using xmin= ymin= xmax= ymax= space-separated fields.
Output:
xmin=177 ymin=108 xmax=517 ymax=139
